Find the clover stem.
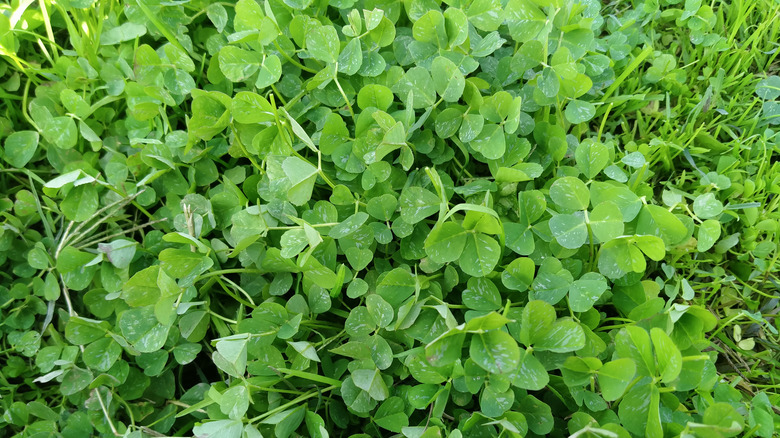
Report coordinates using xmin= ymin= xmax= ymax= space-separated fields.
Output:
xmin=38 ymin=0 xmax=59 ymax=63
xmin=94 ymin=388 xmax=120 ymax=436
xmin=271 ymin=84 xmax=287 ymax=106
xmin=333 ymin=71 xmax=356 ymax=124
xmin=318 ymin=169 xmax=337 ymax=189
xmin=59 ymin=275 xmax=76 ymax=317
xmin=249 ymin=385 xmax=338 ymax=423
xmin=274 ymin=40 xmax=318 ymax=74
xmin=208 ymin=310 xmax=237 ymax=325
xmin=585 ymin=211 xmax=596 ymax=272
xmin=114 ymin=393 xmax=136 ymax=426
xmin=197 ymin=268 xmax=263 ymax=280
xmin=22 ymin=79 xmax=41 ymax=132
xmin=219 ymin=276 xmax=257 ymax=307
xmin=284 ymin=89 xmax=308 ymax=109
xmin=229 ymin=124 xmax=264 ymax=174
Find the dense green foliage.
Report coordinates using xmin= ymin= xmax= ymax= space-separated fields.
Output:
xmin=1 ymin=0 xmax=780 ymax=436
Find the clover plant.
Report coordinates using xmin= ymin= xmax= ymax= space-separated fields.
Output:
xmin=0 ymin=0 xmax=779 ymax=437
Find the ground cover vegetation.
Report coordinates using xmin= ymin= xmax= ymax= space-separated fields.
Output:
xmin=0 ymin=0 xmax=779 ymax=436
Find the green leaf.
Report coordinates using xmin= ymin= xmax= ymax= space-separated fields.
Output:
xmin=3 ymin=131 xmax=38 ymax=167
xmin=256 ymin=54 xmax=282 ymax=88
xmin=220 ymin=385 xmax=250 ymax=420
xmin=100 ymin=21 xmax=146 ymax=45
xmin=189 ymin=89 xmax=232 ymax=141
xmin=218 ymin=46 xmax=262 ymax=82
xmin=588 ymin=201 xmax=624 ymax=242
xmin=650 ymin=327 xmax=682 ymax=383
xmin=472 ymin=31 xmax=505 ymax=57
xmin=173 ymin=343 xmax=202 ymax=365
xmin=511 ymin=349 xmax=549 ymax=390
xmin=575 ymin=140 xmax=608 ymax=179
xmin=329 ymin=212 xmax=369 ymax=238
xmin=400 ymin=186 xmax=440 ymax=224
xmin=305 ymin=411 xmax=329 ymax=438
xmin=352 ymin=368 xmax=389 ymax=401
xmin=470 ymin=124 xmax=506 ymax=160
xmin=702 ymin=402 xmax=745 ymax=437
xmin=590 ymin=181 xmax=642 ymax=221
xmin=530 ymin=258 xmax=573 ymax=305
xmin=284 ymin=0 xmax=313 ymax=9
xmin=550 ymin=177 xmax=590 ymax=211
xmin=357 ymin=84 xmax=394 ymax=111
xmin=598 ymin=238 xmax=645 ymax=278
xmin=598 ymin=358 xmax=636 ymax=401
xmin=374 ymin=397 xmax=409 ymax=432
xmin=459 ymin=233 xmax=501 ymax=277
xmin=337 ymin=39 xmax=363 ymax=76
xmin=393 ymin=67 xmax=436 ymax=109
xmin=533 ymin=318 xmax=586 ymax=353
xmin=467 ymin=0 xmax=503 ymax=31
xmin=636 ymin=205 xmax=688 ymax=246
xmin=119 ymin=307 xmax=171 ymax=353
xmin=60 ymin=367 xmax=93 ymax=396
xmin=538 ymin=67 xmax=560 ymax=98
xmin=367 ymin=193 xmax=398 ymax=221
xmin=463 ymin=277 xmax=502 ymax=311
xmin=518 ymin=395 xmax=554 ymax=435
xmin=366 ymin=294 xmax=394 ymax=328
xmin=549 ymin=212 xmax=587 ymax=249
xmin=262 ymin=406 xmax=306 ymax=438
xmin=345 ymin=247 xmax=372 ymax=270
xmin=306 ymin=25 xmax=340 ymax=63
xmin=501 ymin=257 xmax=534 ymax=291
xmin=618 ymin=382 xmax=660 ymax=438
xmin=232 ymin=91 xmax=275 ymax=124
xmin=289 ymin=340 xmax=321 ymax=362
xmin=193 ymin=420 xmax=243 ymax=438
xmin=503 ymin=96 xmax=524 ymax=134
xmin=615 ymin=326 xmax=655 ymax=377
xmin=368 ymin=16 xmax=396 ymax=47
xmin=569 ymin=272 xmax=608 ymax=312
xmin=230 ymin=207 xmax=267 ymax=252
xmin=470 ymin=329 xmax=520 ymax=374
xmin=431 ymin=56 xmax=465 ymax=102
xmin=41 ymin=117 xmax=78 ymax=149
xmin=121 ymin=266 xmax=159 ymax=307
xmin=634 ymin=235 xmax=666 ymax=261
xmin=425 ymin=222 xmax=468 ymax=263
xmin=160 ymin=249 xmax=214 ymax=287
xmin=459 ymin=114 xmax=484 ymax=143
xmin=561 ymin=356 xmax=600 ymax=386
xmin=376 ymin=268 xmax=416 ymax=308
xmin=622 ymin=151 xmax=646 ymax=168
xmin=565 ymin=100 xmax=596 ymax=124
xmin=693 ymin=193 xmax=723 ymax=219
xmin=425 ymin=331 xmax=466 ymax=367
xmin=206 ymin=3 xmax=228 ymax=32
xmin=282 ymin=156 xmax=318 ymax=206
xmin=97 ymin=239 xmax=136 ymax=269
xmin=213 ymin=336 xmax=249 ymax=378
xmin=519 ymin=300 xmax=554 ymax=347
xmin=413 ymin=10 xmax=446 ymax=46
xmin=697 ymin=219 xmax=721 ymax=252
xmin=61 ymin=184 xmax=98 ymax=222
xmin=82 ymin=338 xmax=121 ymax=372
xmin=481 ymin=383 xmax=514 ymax=417
xmin=345 ymin=307 xmax=377 ymax=337
xmin=756 ymin=75 xmax=780 ymax=100
xmin=65 ymin=316 xmax=109 ymax=345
